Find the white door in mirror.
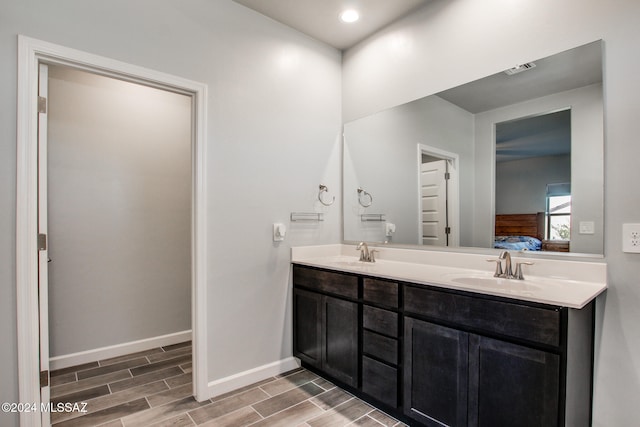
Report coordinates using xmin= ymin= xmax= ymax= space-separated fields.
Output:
xmin=622 ymin=223 xmax=640 ymax=253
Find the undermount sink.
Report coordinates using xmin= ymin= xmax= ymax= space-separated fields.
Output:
xmin=445 ymin=274 xmax=542 ymax=292
xmin=330 ymin=260 xmax=375 ymax=267
xmin=324 ymin=257 xmax=376 ymax=268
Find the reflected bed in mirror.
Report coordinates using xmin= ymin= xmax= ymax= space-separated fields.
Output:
xmin=343 ymin=40 xmax=603 ymax=255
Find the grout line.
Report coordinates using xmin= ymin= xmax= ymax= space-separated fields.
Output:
xmin=249 ymin=388 xmax=337 ymax=425
xmin=185 ymin=411 xmax=197 ymax=426
xmin=307 ymin=398 xmax=326 ymax=411
xmin=348 ymin=414 xmax=387 ymax=426
xmin=259 ymin=378 xmax=315 ymax=398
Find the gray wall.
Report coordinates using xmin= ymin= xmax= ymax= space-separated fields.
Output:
xmin=47 ymin=65 xmax=191 ymax=357
xmin=0 ymin=1 xmax=342 ymax=425
xmin=495 ymin=154 xmax=571 ymax=215
xmin=343 ymin=0 xmax=640 ymax=425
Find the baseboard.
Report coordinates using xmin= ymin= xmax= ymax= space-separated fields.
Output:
xmin=49 ymin=330 xmax=192 ymax=371
xmin=207 ymin=357 xmax=301 ymax=399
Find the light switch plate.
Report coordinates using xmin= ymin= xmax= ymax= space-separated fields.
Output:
xmin=622 ymin=223 xmax=640 ymax=253
xmin=579 ymin=221 xmax=595 ymax=234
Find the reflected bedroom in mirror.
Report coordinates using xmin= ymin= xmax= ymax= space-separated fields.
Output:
xmin=343 ymin=40 xmax=604 ymax=255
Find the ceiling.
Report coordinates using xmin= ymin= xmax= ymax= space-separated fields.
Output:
xmin=437 ymin=41 xmax=602 ymax=163
xmin=495 ymin=109 xmax=571 ymax=163
xmin=232 ymin=0 xmax=432 ymax=50
xmin=437 ymin=41 xmax=603 ymax=114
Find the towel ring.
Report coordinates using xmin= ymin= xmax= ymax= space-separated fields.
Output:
xmin=357 ymin=187 xmax=373 ymax=207
xmin=318 ymin=184 xmax=335 ymax=206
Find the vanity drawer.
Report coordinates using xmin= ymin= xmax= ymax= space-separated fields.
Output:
xmin=293 ymin=265 xmax=358 ymax=299
xmin=363 ymin=305 xmax=398 ymax=337
xmin=362 ymin=356 xmax=398 ymax=408
xmin=363 ymin=330 xmax=398 ymax=365
xmin=404 ymin=285 xmax=561 ymax=347
xmin=363 ymin=278 xmax=398 ymax=308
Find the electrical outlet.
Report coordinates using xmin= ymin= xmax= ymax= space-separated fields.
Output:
xmin=622 ymin=223 xmax=640 ymax=253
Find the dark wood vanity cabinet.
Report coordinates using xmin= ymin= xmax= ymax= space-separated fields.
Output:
xmin=404 ymin=317 xmax=560 ymax=427
xmin=292 ymin=264 xmax=595 ymax=427
xmin=404 ymin=318 xmax=469 ymax=426
xmin=361 ymin=278 xmax=400 ymax=409
xmin=470 ymin=334 xmax=560 ymax=427
xmin=293 ymin=288 xmax=322 ymax=368
xmin=293 ymin=267 xmax=358 ymax=387
xmin=403 ymin=284 xmax=593 ymax=427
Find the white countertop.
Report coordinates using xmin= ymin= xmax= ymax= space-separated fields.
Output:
xmin=291 ymin=245 xmax=607 ymax=309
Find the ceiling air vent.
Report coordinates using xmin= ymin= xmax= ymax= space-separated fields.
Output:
xmin=504 ymin=62 xmax=536 ymax=75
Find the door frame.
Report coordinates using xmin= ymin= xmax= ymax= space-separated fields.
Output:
xmin=417 ymin=144 xmax=460 ymax=246
xmin=16 ymin=35 xmax=209 ymax=426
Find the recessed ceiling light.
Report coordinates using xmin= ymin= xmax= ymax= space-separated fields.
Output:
xmin=340 ymin=9 xmax=360 ymax=23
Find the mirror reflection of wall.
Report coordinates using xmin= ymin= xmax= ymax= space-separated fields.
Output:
xmin=343 ymin=94 xmax=473 ymax=245
xmin=343 ymin=40 xmax=604 ymax=255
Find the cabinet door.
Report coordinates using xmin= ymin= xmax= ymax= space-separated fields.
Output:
xmin=404 ymin=318 xmax=469 ymax=427
xmin=293 ymin=288 xmax=322 ymax=369
xmin=322 ymin=295 xmax=359 ymax=387
xmin=469 ymin=335 xmax=560 ymax=427
xmin=362 ymin=356 xmax=398 ymax=408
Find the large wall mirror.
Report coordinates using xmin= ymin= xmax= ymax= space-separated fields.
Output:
xmin=343 ymin=40 xmax=604 ymax=255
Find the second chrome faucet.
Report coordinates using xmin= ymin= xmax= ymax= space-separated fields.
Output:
xmin=488 ymin=250 xmax=533 ymax=280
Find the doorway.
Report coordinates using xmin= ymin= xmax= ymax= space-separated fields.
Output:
xmin=16 ymin=36 xmax=209 ymax=427
xmin=45 ymin=63 xmax=192 ymax=367
xmin=494 ymin=109 xmax=572 ymax=252
xmin=417 ymin=144 xmax=460 ymax=247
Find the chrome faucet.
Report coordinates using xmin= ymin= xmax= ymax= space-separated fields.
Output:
xmin=356 ymin=242 xmax=377 ymax=262
xmin=499 ymin=250 xmax=513 ymax=278
xmin=487 ymin=250 xmax=534 ymax=280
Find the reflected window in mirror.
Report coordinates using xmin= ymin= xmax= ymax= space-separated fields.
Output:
xmin=546 ymin=183 xmax=571 ymax=241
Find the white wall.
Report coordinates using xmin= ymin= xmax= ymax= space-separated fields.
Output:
xmin=343 ymin=94 xmax=473 ymax=245
xmin=47 ymin=65 xmax=191 ymax=357
xmin=0 ymin=1 xmax=342 ymax=425
xmin=343 ymin=0 xmax=640 ymax=425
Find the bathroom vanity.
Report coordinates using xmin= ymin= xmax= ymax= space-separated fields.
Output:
xmin=292 ymin=245 xmax=606 ymax=427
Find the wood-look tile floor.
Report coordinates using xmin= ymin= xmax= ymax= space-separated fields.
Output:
xmin=49 ymin=342 xmax=406 ymax=427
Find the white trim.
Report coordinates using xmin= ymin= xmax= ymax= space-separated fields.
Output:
xmin=17 ymin=35 xmax=45 ymax=427
xmin=417 ymin=144 xmax=460 ymax=247
xmin=207 ymin=357 xmax=301 ymax=399
xmin=16 ymin=35 xmax=209 ymax=427
xmin=49 ymin=331 xmax=192 ymax=371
